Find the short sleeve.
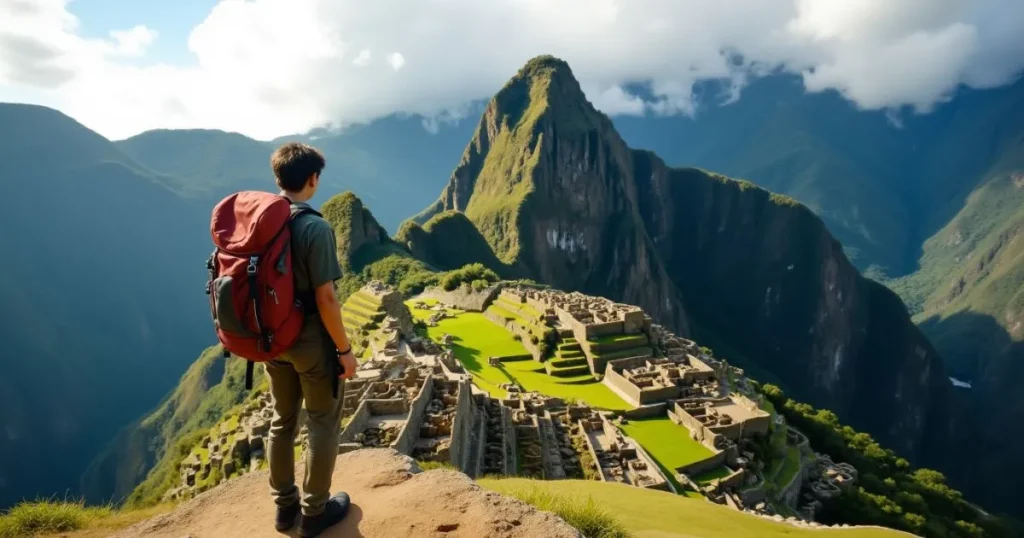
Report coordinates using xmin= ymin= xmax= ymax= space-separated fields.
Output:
xmin=304 ymin=219 xmax=343 ymax=289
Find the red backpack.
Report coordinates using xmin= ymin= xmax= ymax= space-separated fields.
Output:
xmin=206 ymin=191 xmax=319 ymax=389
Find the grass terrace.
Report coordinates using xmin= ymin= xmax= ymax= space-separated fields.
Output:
xmin=479 ymin=478 xmax=911 ymax=538
xmin=408 ymin=301 xmax=629 ymax=409
xmin=620 ymin=417 xmax=715 ymax=471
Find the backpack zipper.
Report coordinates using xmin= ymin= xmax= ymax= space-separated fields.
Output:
xmin=268 ymin=287 xmax=279 ymax=305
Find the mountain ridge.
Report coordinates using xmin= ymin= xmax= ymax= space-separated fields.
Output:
xmin=414 ymin=55 xmax=950 ymax=465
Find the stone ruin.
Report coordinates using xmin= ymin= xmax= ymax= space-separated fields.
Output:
xmin=411 ymin=379 xmax=460 ymax=463
xmin=798 ymin=453 xmax=859 ymax=519
xmin=576 ymin=410 xmax=670 ymax=491
xmin=167 ymin=391 xmax=293 ymax=502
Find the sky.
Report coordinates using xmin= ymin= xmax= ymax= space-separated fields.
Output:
xmin=0 ymin=0 xmax=1022 ymax=141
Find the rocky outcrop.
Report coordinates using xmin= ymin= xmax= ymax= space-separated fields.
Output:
xmin=114 ymin=448 xmax=581 ymax=538
xmin=415 ymin=55 xmax=952 ymax=465
xmin=321 ymin=191 xmax=391 ymax=270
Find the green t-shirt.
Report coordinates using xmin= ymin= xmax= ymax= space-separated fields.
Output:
xmin=282 ymin=202 xmax=343 ymax=365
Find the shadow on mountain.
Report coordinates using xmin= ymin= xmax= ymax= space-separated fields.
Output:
xmin=917 ymin=310 xmax=1024 ymax=519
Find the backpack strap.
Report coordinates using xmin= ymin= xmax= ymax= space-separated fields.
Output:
xmin=245 ymin=361 xmax=255 ymax=391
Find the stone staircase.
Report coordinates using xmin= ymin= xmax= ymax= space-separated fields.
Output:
xmin=545 ymin=337 xmax=591 ymax=377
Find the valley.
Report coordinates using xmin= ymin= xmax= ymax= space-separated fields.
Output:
xmin=0 ymin=51 xmax=1022 ymax=538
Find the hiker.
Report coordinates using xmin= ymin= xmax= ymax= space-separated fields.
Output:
xmin=207 ymin=141 xmax=355 ymax=536
xmin=263 ymin=142 xmax=358 ymax=536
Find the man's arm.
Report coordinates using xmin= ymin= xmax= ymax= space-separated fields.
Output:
xmin=315 ymin=283 xmax=357 ymax=379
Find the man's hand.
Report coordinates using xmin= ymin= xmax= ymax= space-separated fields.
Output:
xmin=338 ymin=350 xmax=358 ymax=380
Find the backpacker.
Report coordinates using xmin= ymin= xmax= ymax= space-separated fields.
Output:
xmin=206 ymin=191 xmax=319 ymax=389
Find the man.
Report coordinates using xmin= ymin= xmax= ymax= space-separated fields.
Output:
xmin=265 ymin=142 xmax=359 ymax=537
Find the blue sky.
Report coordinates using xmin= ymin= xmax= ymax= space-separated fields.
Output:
xmin=68 ymin=0 xmax=217 ymax=66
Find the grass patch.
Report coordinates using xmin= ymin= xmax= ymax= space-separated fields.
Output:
xmin=417 ymin=460 xmax=457 ymax=471
xmin=619 ymin=418 xmax=714 ymax=470
xmin=692 ymin=466 xmax=734 ymax=485
xmin=496 ymin=485 xmax=629 ymax=538
xmin=0 ymin=500 xmax=171 ymax=538
xmin=769 ymin=447 xmax=801 ymax=488
xmin=479 ymin=478 xmax=909 ymax=538
xmin=409 ymin=304 xmax=629 ymax=409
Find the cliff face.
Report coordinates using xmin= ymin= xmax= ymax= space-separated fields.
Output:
xmin=416 ymin=56 xmax=951 ymax=462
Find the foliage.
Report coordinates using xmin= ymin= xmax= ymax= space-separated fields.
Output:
xmin=760 ymin=384 xmax=1015 ymax=538
xmin=439 ymin=263 xmax=500 ymax=291
xmin=0 ymin=499 xmax=111 ymax=537
xmin=498 ymin=485 xmax=630 ymax=538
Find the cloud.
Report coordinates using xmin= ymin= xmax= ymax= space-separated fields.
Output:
xmin=0 ymin=0 xmax=1022 ymax=140
xmin=109 ymin=25 xmax=158 ymax=58
xmin=387 ymin=52 xmax=405 ymax=71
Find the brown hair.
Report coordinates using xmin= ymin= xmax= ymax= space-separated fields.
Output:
xmin=271 ymin=142 xmax=326 ymax=192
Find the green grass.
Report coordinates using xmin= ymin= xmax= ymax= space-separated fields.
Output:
xmin=0 ymin=500 xmax=171 ymax=538
xmin=417 ymin=460 xmax=457 ymax=471
xmin=409 ymin=303 xmax=628 ymax=409
xmin=619 ymin=418 xmax=714 ymax=471
xmin=491 ymin=484 xmax=629 ymax=538
xmin=588 ymin=333 xmax=649 ymax=346
xmin=692 ymin=466 xmax=734 ymax=485
xmin=479 ymin=478 xmax=912 ymax=538
xmin=769 ymin=447 xmax=801 ymax=488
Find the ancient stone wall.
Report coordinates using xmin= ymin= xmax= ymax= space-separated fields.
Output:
xmin=603 ymin=364 xmax=643 ymax=407
xmin=677 ymin=451 xmax=728 ymax=476
xmin=393 ymin=376 xmax=434 ymax=456
xmin=421 ymin=284 xmax=502 ymax=312
xmin=449 ymin=378 xmax=475 ymax=472
xmin=778 ymin=458 xmax=809 ymax=509
xmin=502 ymin=404 xmax=518 ymax=476
xmin=338 ymin=400 xmax=374 ymax=448
xmin=620 ymin=402 xmax=669 ymax=420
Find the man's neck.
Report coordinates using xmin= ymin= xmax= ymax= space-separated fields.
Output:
xmin=281 ymin=190 xmax=312 ymax=204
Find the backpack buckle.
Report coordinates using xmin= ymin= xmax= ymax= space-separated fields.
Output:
xmin=247 ymin=256 xmax=259 ymax=275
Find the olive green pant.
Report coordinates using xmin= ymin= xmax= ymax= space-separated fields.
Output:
xmin=265 ymin=336 xmax=345 ymax=517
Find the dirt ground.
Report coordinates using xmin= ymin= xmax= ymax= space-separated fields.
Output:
xmin=111 ymin=448 xmax=581 ymax=538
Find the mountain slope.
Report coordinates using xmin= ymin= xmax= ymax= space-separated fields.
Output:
xmin=118 ymin=115 xmax=476 ymax=234
xmin=80 ymin=346 xmax=262 ymax=506
xmin=415 ymin=55 xmax=951 ymax=467
xmin=0 ymin=104 xmax=212 ymax=509
xmin=615 ymin=75 xmax=1024 ymax=280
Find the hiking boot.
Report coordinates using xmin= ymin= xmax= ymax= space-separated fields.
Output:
xmin=275 ymin=500 xmax=300 ymax=532
xmin=298 ymin=492 xmax=351 ymax=537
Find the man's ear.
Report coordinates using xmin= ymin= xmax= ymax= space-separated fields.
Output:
xmin=308 ymin=172 xmax=320 ymax=189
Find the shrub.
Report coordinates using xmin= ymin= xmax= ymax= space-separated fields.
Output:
xmin=502 ymin=486 xmax=629 ymax=538
xmin=0 ymin=500 xmax=112 ymax=538
xmin=440 ymin=263 xmax=500 ymax=291
xmin=417 ymin=460 xmax=457 ymax=471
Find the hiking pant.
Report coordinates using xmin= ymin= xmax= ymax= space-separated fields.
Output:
xmin=265 ymin=340 xmax=345 ymax=516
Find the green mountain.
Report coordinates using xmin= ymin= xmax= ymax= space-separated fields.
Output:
xmin=116 ymin=114 xmax=476 ymax=234
xmin=0 ymin=104 xmax=212 ymax=509
xmin=414 ymin=56 xmax=952 ymax=467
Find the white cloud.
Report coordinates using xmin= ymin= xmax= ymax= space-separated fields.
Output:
xmin=352 ymin=49 xmax=371 ymax=67
xmin=386 ymin=52 xmax=405 ymax=71
xmin=0 ymin=0 xmax=1021 ymax=140
xmin=109 ymin=25 xmax=157 ymax=58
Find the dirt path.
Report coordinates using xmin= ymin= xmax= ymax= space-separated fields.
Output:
xmin=113 ymin=448 xmax=581 ymax=538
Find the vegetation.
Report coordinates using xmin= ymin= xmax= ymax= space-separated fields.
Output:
xmin=760 ymin=384 xmax=1017 ymax=538
xmin=618 ymin=418 xmax=714 ymax=471
xmin=480 ymin=478 xmax=910 ymax=538
xmin=409 ymin=304 xmax=628 ymax=409
xmin=0 ymin=499 xmax=168 ymax=538
xmin=495 ymin=484 xmax=629 ymax=538
xmin=439 ymin=263 xmax=500 ymax=291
